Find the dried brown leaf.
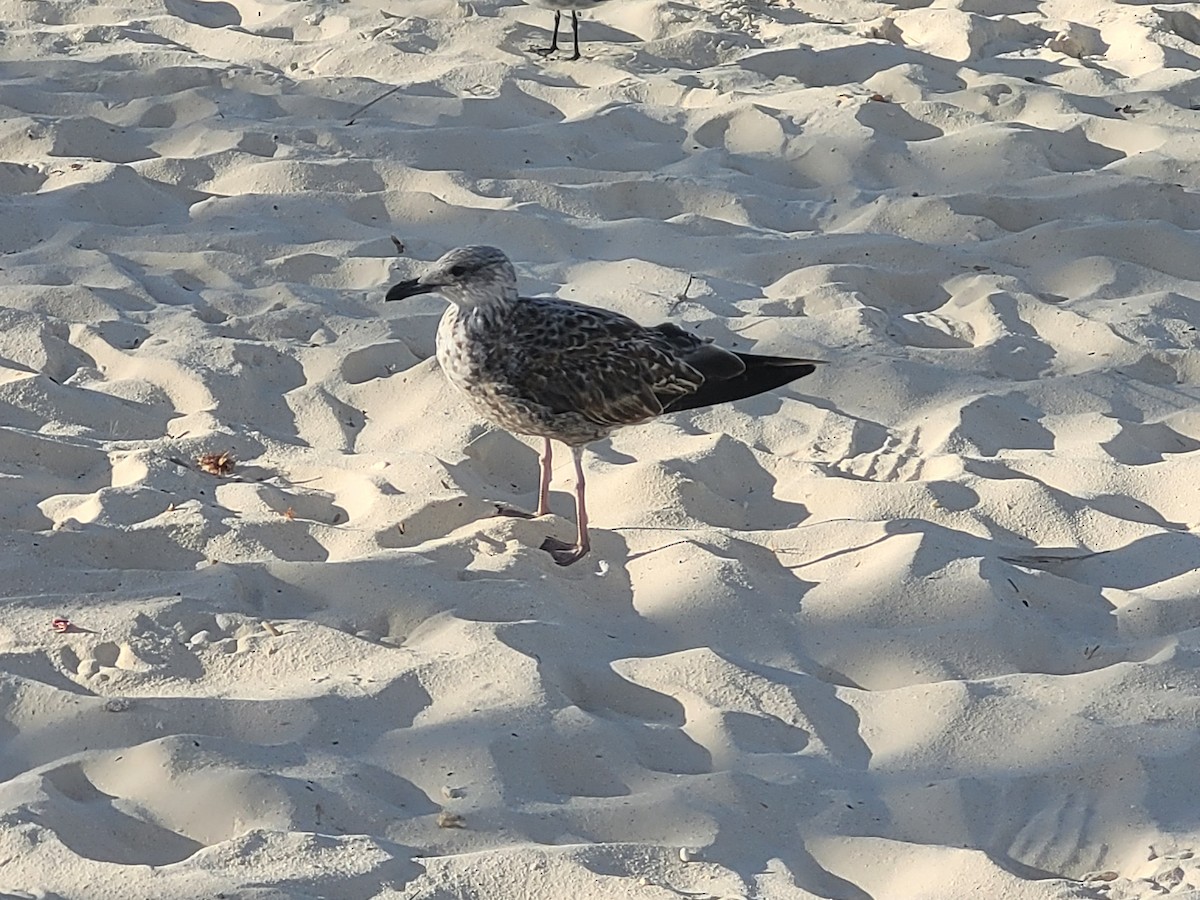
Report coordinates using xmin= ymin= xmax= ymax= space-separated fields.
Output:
xmin=197 ymin=451 xmax=236 ymax=477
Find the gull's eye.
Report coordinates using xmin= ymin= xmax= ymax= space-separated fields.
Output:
xmin=449 ymin=265 xmax=467 ymax=277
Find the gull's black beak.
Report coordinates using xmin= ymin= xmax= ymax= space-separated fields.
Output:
xmin=385 ymin=278 xmax=436 ymax=302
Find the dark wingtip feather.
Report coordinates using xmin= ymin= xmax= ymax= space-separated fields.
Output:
xmin=663 ymin=353 xmax=821 ymax=414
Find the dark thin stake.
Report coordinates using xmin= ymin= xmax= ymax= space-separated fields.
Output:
xmin=346 ymin=84 xmax=405 ymax=126
xmin=677 ymin=275 xmax=694 ymax=300
xmin=668 ymin=274 xmax=695 ymax=314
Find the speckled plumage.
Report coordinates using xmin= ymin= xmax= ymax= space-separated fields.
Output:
xmin=386 ymin=246 xmax=822 ymax=565
xmin=436 ymin=295 xmax=722 ymax=446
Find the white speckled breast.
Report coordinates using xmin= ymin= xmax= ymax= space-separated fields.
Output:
xmin=436 ymin=303 xmax=589 ymax=440
xmin=435 ymin=304 xmax=473 ymax=390
xmin=431 ymin=293 xmax=716 ymax=447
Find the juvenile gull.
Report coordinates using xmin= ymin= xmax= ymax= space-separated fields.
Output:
xmin=386 ymin=246 xmax=822 ymax=566
xmin=526 ymin=0 xmax=605 ymax=60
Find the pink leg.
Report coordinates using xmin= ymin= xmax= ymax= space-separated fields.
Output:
xmin=535 ymin=437 xmax=552 ymax=517
xmin=541 ymin=445 xmax=590 ymax=566
xmin=495 ymin=437 xmax=553 ymax=519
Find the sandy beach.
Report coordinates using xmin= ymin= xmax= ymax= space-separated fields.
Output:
xmin=2 ymin=0 xmax=1200 ymax=896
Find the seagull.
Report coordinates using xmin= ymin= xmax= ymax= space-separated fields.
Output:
xmin=386 ymin=246 xmax=822 ymax=566
xmin=525 ymin=0 xmax=605 ymax=60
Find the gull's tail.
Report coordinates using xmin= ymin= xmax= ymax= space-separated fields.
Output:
xmin=663 ymin=353 xmax=823 ymax=414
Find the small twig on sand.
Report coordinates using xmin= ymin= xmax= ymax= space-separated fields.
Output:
xmin=391 ymin=236 xmax=406 ymax=255
xmin=676 ymin=274 xmax=694 ymax=301
xmin=667 ymin=274 xmax=695 ymax=314
xmin=346 ymin=84 xmax=404 ymax=125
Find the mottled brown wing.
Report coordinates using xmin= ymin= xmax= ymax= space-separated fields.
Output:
xmin=508 ymin=301 xmax=705 ymax=428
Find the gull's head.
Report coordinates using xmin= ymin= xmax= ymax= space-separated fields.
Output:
xmin=385 ymin=245 xmax=518 ymax=308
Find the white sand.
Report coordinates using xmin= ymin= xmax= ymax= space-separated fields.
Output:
xmin=2 ymin=0 xmax=1200 ymax=896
